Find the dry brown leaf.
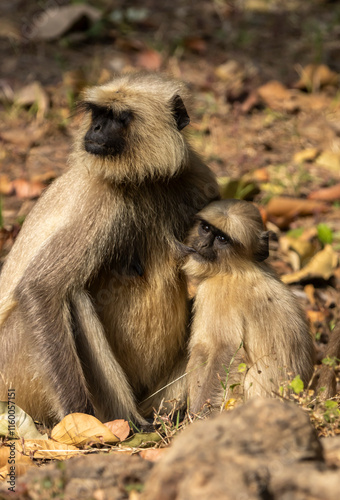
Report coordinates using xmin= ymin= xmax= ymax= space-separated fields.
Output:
xmin=299 ymin=227 xmax=318 ymax=241
xmin=12 ymin=179 xmax=46 ymax=199
xmin=299 ymin=93 xmax=331 ymax=111
xmin=307 ymin=310 xmax=326 ymax=324
xmin=287 ymin=250 xmax=301 ymax=272
xmin=316 ymin=151 xmax=340 ymax=172
xmin=256 ymin=205 xmax=267 ymax=226
xmin=16 ymin=439 xmax=79 ymax=460
xmin=51 ymin=413 xmax=119 ymax=447
xmin=29 ymin=5 xmax=101 ymax=41
xmin=282 ymin=245 xmax=338 ymax=284
xmin=136 ymin=49 xmax=162 ymax=70
xmin=250 ymin=168 xmax=269 ymax=183
xmin=0 ymin=444 xmax=34 ymax=468
xmin=304 ymin=284 xmax=316 ymax=305
xmin=280 ymin=236 xmax=316 ymax=269
xmin=266 ymin=197 xmax=330 ymax=218
xmin=241 ymin=89 xmax=260 ymax=113
xmin=104 ymin=419 xmax=130 ymax=441
xmin=0 ymin=124 xmax=46 ymax=148
xmin=184 ymin=37 xmax=207 ymax=54
xmin=0 ymin=465 xmax=7 ymax=481
xmin=215 ymin=60 xmax=245 ymax=82
xmin=0 ymin=447 xmax=9 ymax=468
xmin=140 ymin=448 xmax=167 ymax=462
xmin=257 ymin=81 xmax=299 ymax=112
xmin=294 ymin=64 xmax=339 ymax=91
xmin=266 ymin=215 xmax=294 ymax=230
xmin=0 ymin=175 xmax=13 ymax=195
xmin=308 ymin=183 xmax=340 ymax=202
xmin=1 ymin=129 xmax=33 ymax=148
xmin=15 ymin=82 xmax=49 ymax=121
xmin=0 ymin=461 xmax=33 ymax=482
xmin=293 ymin=148 xmax=319 ymax=164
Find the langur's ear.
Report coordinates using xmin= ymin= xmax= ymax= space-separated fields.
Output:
xmin=171 ymin=95 xmax=190 ymax=130
xmin=254 ymin=231 xmax=270 ymax=262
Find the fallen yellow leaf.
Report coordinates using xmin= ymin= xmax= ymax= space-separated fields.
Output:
xmin=307 ymin=310 xmax=326 ymax=324
xmin=282 ymin=245 xmax=338 ymax=284
xmin=316 ymin=151 xmax=340 ymax=172
xmin=51 ymin=413 xmax=119 ymax=447
xmin=293 ymin=148 xmax=319 ymax=164
xmin=280 ymin=236 xmax=316 ymax=269
xmin=0 ymin=443 xmax=35 ymax=481
xmin=304 ymin=284 xmax=316 ymax=305
xmin=0 ymin=465 xmax=7 ymax=481
xmin=224 ymin=398 xmax=237 ymax=410
xmin=16 ymin=439 xmax=80 ymax=460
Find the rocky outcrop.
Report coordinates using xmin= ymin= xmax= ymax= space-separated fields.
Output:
xmin=1 ymin=399 xmax=339 ymax=500
xmin=142 ymin=398 xmax=340 ymax=500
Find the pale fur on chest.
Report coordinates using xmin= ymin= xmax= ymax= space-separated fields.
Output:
xmin=90 ymin=254 xmax=188 ymax=392
xmin=190 ymin=269 xmax=305 ymax=364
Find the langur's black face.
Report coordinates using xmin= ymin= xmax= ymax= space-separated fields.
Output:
xmin=178 ymin=204 xmax=269 ymax=263
xmin=82 ymin=92 xmax=190 ymax=159
xmin=84 ymin=103 xmax=133 ymax=157
xmin=182 ymin=218 xmax=235 ymax=263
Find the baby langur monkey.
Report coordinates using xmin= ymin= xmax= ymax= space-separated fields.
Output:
xmin=180 ymin=199 xmax=315 ymax=413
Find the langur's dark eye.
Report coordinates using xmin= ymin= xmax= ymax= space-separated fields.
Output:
xmin=216 ymin=234 xmax=229 ymax=244
xmin=201 ymin=223 xmax=210 ymax=233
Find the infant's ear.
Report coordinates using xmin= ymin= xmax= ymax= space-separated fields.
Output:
xmin=254 ymin=231 xmax=270 ymax=262
xmin=171 ymin=94 xmax=190 ymax=130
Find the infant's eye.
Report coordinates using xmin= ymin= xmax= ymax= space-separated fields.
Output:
xmin=201 ymin=223 xmax=210 ymax=233
xmin=216 ymin=234 xmax=228 ymax=244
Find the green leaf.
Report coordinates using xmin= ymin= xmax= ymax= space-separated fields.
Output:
xmin=287 ymin=227 xmax=304 ymax=239
xmin=229 ymin=383 xmax=241 ymax=391
xmin=324 ymin=400 xmax=338 ymax=410
xmin=289 ymin=375 xmax=304 ymax=394
xmin=120 ymin=432 xmax=162 ymax=448
xmin=317 ymin=223 xmax=333 ymax=245
xmin=237 ymin=363 xmax=247 ymax=373
xmin=322 ymin=356 xmax=339 ymax=367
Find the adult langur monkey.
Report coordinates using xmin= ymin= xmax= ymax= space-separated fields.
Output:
xmin=179 ymin=199 xmax=315 ymax=413
xmin=0 ymin=72 xmax=218 ymax=425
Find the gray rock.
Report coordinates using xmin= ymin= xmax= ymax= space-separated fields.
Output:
xmin=0 ymin=452 xmax=153 ymax=500
xmin=142 ymin=398 xmax=339 ymax=500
